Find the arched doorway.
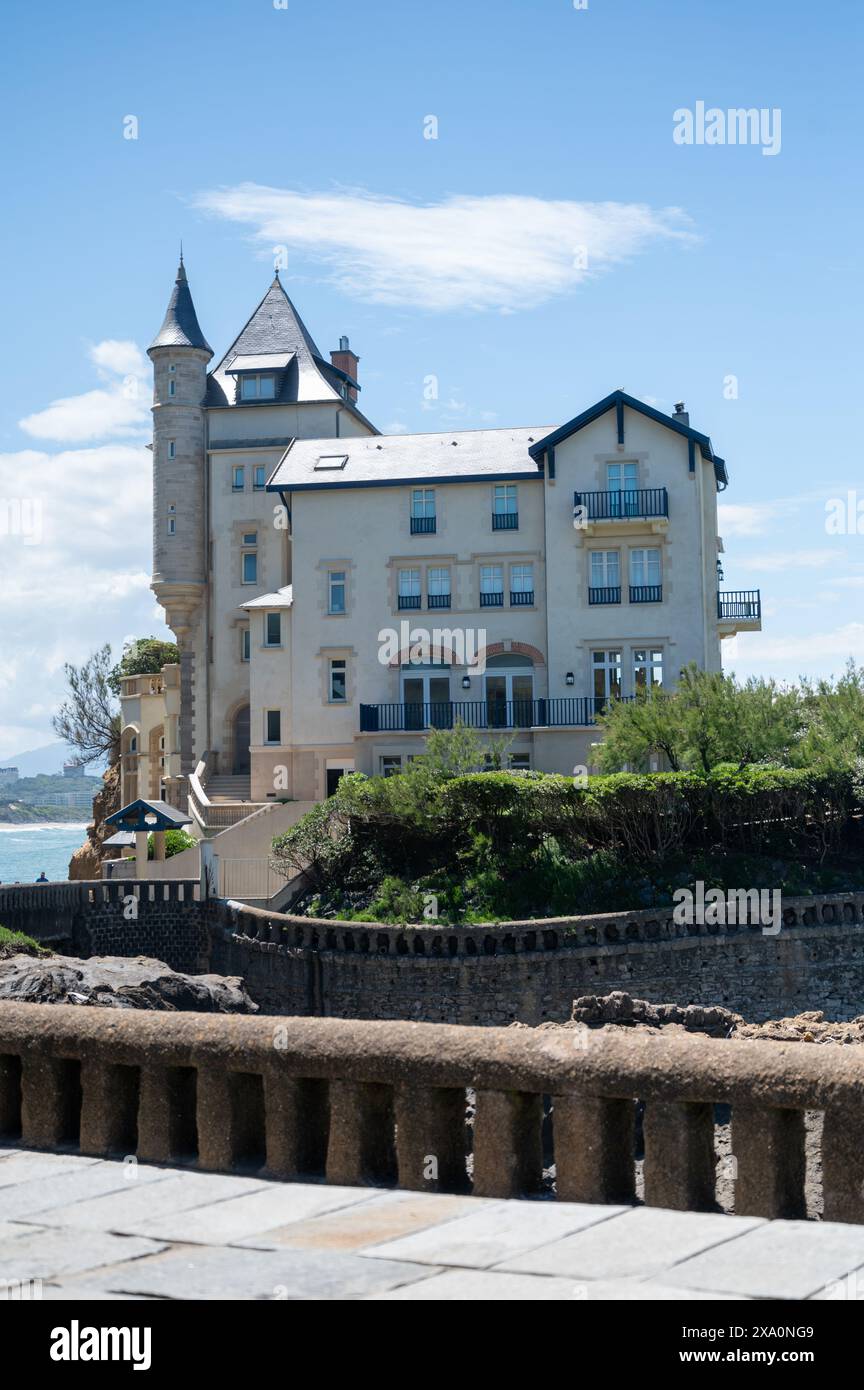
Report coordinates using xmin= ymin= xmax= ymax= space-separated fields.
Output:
xmin=232 ymin=704 xmax=251 ymax=774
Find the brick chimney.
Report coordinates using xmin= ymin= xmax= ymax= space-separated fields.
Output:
xmin=330 ymin=335 xmax=360 ymax=402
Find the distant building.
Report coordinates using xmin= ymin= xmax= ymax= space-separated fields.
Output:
xmin=63 ymin=763 xmax=81 ymax=778
xmin=0 ymin=768 xmax=18 ymax=786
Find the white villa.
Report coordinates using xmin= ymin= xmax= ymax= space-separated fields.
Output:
xmin=119 ymin=257 xmax=760 ymax=847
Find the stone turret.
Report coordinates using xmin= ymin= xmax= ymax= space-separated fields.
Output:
xmin=148 ymin=256 xmax=212 ymax=772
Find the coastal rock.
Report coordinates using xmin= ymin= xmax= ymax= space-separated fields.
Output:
xmin=0 ymin=952 xmax=258 ymax=1013
xmin=570 ymin=990 xmax=741 ymax=1036
xmin=68 ymin=763 xmax=121 ymax=880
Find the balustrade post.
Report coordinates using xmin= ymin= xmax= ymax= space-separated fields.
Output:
xmin=263 ymin=1073 xmax=328 ymax=1179
xmin=395 ymin=1083 xmax=468 ymax=1193
xmin=823 ymin=1106 xmax=864 ymax=1223
xmin=644 ymin=1100 xmax=715 ymax=1211
xmin=79 ymin=1059 xmax=140 ymax=1158
xmin=20 ymin=1054 xmax=80 ymax=1149
xmin=137 ymin=1065 xmax=197 ymax=1164
xmin=553 ymin=1093 xmax=635 ymax=1204
xmin=731 ymin=1104 xmax=806 ymax=1219
xmin=326 ymin=1080 xmax=395 ymax=1186
xmin=473 ymin=1089 xmax=543 ymax=1198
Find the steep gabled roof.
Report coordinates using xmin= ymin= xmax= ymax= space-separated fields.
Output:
xmin=529 ymin=391 xmax=728 ymax=488
xmin=205 ymin=273 xmax=371 ymax=423
xmin=148 ymin=258 xmax=213 ymax=355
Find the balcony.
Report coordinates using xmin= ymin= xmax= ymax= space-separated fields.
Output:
xmin=718 ymin=589 xmax=762 ymax=634
xmin=492 ymin=511 xmax=519 ymax=531
xmin=510 ymin=590 xmax=534 ymax=607
xmin=588 ymin=586 xmax=621 ymax=605
xmin=410 ymin=515 xmax=437 ymax=535
xmin=359 ymin=696 xmax=606 ymax=733
xmin=574 ymin=488 xmax=669 ymax=532
xmin=480 ymin=591 xmax=504 ymax=608
xmin=427 ymin=593 xmax=451 ymax=610
xmin=630 ymin=584 xmax=663 ymax=604
xmin=398 ymin=594 xmax=422 ymax=611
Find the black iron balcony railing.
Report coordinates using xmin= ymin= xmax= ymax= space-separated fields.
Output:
xmin=397 ymin=594 xmax=421 ymax=610
xmin=574 ymin=488 xmax=669 ymax=521
xmin=630 ymin=584 xmax=663 ymax=604
xmin=410 ymin=514 xmax=437 ymax=534
xmin=718 ymin=589 xmax=761 ymax=621
xmin=588 ymin=585 xmax=621 ymax=605
xmin=427 ymin=593 xmax=451 ymax=609
xmin=510 ymin=590 xmax=534 ymax=606
xmin=480 ymin=591 xmax=504 ymax=607
xmin=492 ymin=511 xmax=519 ymax=531
xmin=359 ymin=696 xmax=611 ymax=733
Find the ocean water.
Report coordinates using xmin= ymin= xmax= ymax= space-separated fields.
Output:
xmin=0 ymin=824 xmax=89 ymax=884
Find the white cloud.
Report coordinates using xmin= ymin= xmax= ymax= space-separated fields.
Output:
xmin=0 ymin=343 xmax=172 ymax=755
xmin=195 ymin=184 xmax=695 ymax=311
xmin=18 ymin=339 xmax=150 ymax=443
xmin=718 ymin=502 xmax=780 ymax=537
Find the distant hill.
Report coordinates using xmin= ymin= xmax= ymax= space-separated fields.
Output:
xmin=0 ymin=743 xmax=105 ymax=779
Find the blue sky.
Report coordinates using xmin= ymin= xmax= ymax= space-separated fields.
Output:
xmin=0 ymin=0 xmax=862 ymax=756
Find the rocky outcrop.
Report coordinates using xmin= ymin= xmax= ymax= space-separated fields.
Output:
xmin=0 ymin=952 xmax=258 ymax=1012
xmin=68 ymin=762 xmax=121 ymax=880
xmin=569 ymin=990 xmax=741 ymax=1036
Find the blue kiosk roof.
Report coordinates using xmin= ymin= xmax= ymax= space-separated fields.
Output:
xmin=106 ymin=799 xmax=192 ymax=833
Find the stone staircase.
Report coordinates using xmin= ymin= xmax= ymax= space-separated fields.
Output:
xmin=205 ymin=775 xmax=253 ymax=804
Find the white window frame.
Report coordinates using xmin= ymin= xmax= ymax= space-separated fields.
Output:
xmin=329 ymin=657 xmax=348 ymax=703
xmin=232 ymin=465 xmax=245 ymax=492
xmin=411 ymin=487 xmax=436 ymax=518
xmin=634 ymin=648 xmax=664 ymax=691
xmin=264 ymin=612 xmax=281 ymax=647
xmin=590 ymin=550 xmax=620 ymax=587
xmin=480 ymin=564 xmax=503 ymax=594
xmin=630 ymin=548 xmax=662 ymax=587
xmin=328 ymin=570 xmax=346 ymax=614
xmin=592 ymin=649 xmax=623 ymax=701
xmin=398 ymin=568 xmax=421 ymax=598
xmin=493 ymin=483 xmax=517 ymax=515
xmin=241 ymin=628 xmax=250 ymax=662
xmin=427 ymin=566 xmax=451 ymax=596
xmin=510 ymin=563 xmax=534 ymax=593
xmin=240 ymin=374 xmax=277 ymax=401
xmin=253 ymin=465 xmax=267 ymax=490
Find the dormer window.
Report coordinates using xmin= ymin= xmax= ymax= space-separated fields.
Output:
xmin=240 ymin=374 xmax=277 ymax=401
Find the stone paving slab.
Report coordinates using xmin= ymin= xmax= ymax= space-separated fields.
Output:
xmin=124 ymin=1184 xmax=383 ymax=1246
xmin=3 ymin=1149 xmax=864 ymax=1300
xmin=361 ymin=1198 xmax=626 ymax=1269
xmin=235 ymin=1190 xmax=480 ymax=1252
xmin=0 ymin=1150 xmax=101 ymax=1188
xmin=0 ymin=1160 xmax=169 ymax=1221
xmin=0 ymin=1226 xmax=167 ymax=1283
xmin=499 ymin=1207 xmax=763 ymax=1281
xmin=70 ymin=1245 xmax=441 ymax=1301
xmin=668 ymin=1220 xmax=864 ymax=1300
xmin=26 ymin=1171 xmax=273 ymax=1232
xmin=366 ymin=1269 xmax=747 ymax=1301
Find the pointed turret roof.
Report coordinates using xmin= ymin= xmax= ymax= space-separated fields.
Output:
xmin=149 ymin=256 xmax=213 ymax=355
xmin=205 ymin=271 xmax=365 ymax=414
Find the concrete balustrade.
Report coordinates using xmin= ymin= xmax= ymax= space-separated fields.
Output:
xmin=1 ymin=1003 xmax=863 ymax=1222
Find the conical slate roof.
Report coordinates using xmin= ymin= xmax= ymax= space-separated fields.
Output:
xmin=149 ymin=258 xmax=213 ymax=354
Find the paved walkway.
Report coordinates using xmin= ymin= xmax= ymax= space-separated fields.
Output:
xmin=1 ymin=1147 xmax=863 ymax=1300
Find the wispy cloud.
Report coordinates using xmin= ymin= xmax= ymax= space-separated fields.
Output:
xmin=747 ymin=549 xmax=836 ymax=573
xmin=194 ymin=184 xmax=695 ymax=311
xmin=19 ymin=341 xmax=149 ymax=443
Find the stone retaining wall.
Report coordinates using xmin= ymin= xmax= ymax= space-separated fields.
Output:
xmin=0 ymin=881 xmax=206 ymax=974
xmin=208 ymin=893 xmax=864 ymax=1024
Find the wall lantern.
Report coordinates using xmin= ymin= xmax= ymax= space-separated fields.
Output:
xmin=565 ymin=672 xmax=575 ymax=687
xmin=461 ymin=675 xmax=471 ymax=690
